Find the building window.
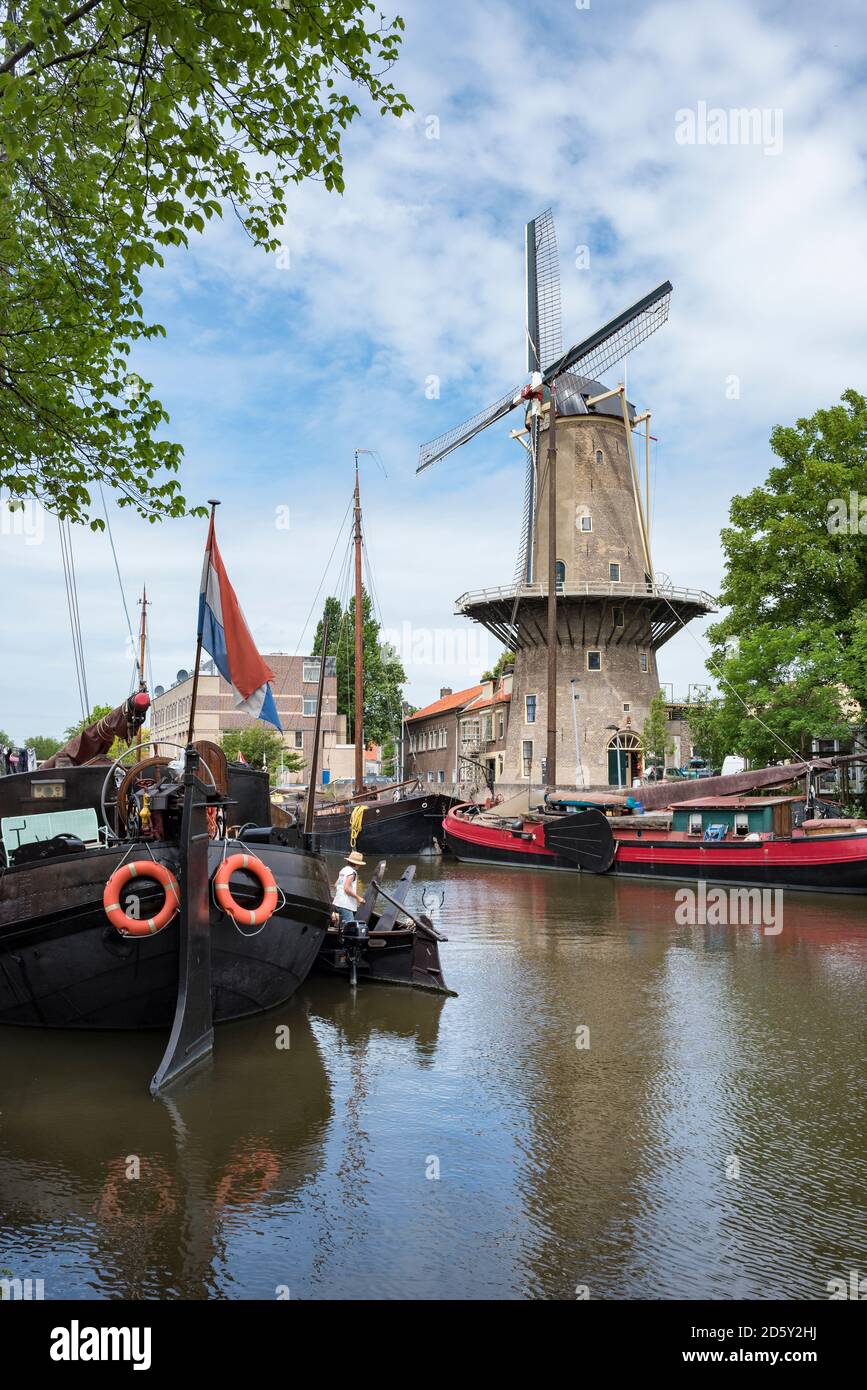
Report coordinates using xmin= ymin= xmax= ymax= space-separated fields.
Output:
xmin=613 ymin=606 xmax=624 ymax=628
xmin=522 ymin=740 xmax=533 ymax=778
xmin=640 ymin=651 xmax=648 ymax=673
xmin=580 ymin=514 xmax=592 ymax=532
xmin=688 ymin=813 xmax=703 ymax=837
xmin=609 ymin=562 xmax=621 ymax=582
xmin=484 ymin=716 xmax=493 ymax=742
xmin=525 ymin=694 xmax=537 ymax=724
xmin=587 ymin=650 xmax=602 ymax=671
xmin=555 ymin=560 xmax=566 ymax=587
xmin=623 ymin=703 xmax=630 ymax=714
xmin=438 ymin=769 xmax=445 ymax=784
xmin=595 ymin=449 xmax=604 ymax=465
xmin=302 ymin=698 xmax=316 ymax=717
xmin=498 ymin=712 xmax=505 ymax=740
xmin=294 ymin=730 xmax=303 ymax=749
xmin=302 ymin=660 xmax=319 ymax=684
xmin=427 ymin=770 xmax=434 ymax=783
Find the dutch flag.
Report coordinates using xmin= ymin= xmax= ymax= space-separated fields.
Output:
xmin=197 ymin=516 xmax=282 ymax=731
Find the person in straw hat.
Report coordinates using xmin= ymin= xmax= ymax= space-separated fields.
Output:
xmin=332 ymin=849 xmax=366 ymax=924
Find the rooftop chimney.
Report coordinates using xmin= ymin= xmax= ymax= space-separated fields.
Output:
xmin=439 ymin=686 xmax=452 ymax=698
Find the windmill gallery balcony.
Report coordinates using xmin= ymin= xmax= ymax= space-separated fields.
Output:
xmin=454 ymin=579 xmax=717 ymax=652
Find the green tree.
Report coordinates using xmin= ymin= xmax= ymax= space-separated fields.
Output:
xmin=27 ymin=734 xmax=62 ymax=760
xmin=313 ymin=588 xmax=406 ymax=748
xmin=221 ymin=726 xmax=298 ymax=787
xmin=641 ymin=688 xmax=674 ymax=768
xmin=0 ymin=2 xmax=409 ymax=525
xmin=685 ymin=696 xmax=733 ymax=770
xmin=481 ymin=649 xmax=515 ymax=683
xmin=706 ymin=391 xmax=867 ymax=762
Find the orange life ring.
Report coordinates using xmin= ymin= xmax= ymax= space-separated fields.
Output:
xmin=214 ymin=853 xmax=278 ymax=928
xmin=103 ymin=860 xmax=180 ymax=937
xmin=214 ymin=1147 xmax=280 ymax=1213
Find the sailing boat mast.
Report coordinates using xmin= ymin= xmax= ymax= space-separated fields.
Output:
xmin=353 ymin=454 xmax=364 ymax=796
xmin=135 ymin=584 xmax=150 ymax=763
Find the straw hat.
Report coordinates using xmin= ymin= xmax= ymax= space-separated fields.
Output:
xmin=344 ymin=849 xmax=366 ymax=867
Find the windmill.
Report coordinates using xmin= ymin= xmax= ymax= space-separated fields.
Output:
xmin=417 ymin=209 xmax=676 ymax=787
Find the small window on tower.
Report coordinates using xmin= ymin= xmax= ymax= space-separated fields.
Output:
xmin=587 ymin=651 xmax=602 ymax=671
xmin=580 ymin=515 xmax=592 ymax=532
xmin=640 ymin=651 xmax=648 ymax=673
xmin=525 ymin=694 xmax=537 ymax=724
xmin=609 ymin=562 xmax=621 ymax=582
xmin=623 ymin=703 xmax=630 ymax=714
xmin=595 ymin=450 xmax=604 ymax=465
xmin=613 ymin=606 xmax=625 ymax=628
xmin=555 ymin=560 xmax=566 ymax=587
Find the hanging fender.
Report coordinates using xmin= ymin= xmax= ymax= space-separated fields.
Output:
xmin=214 ymin=853 xmax=279 ymax=928
xmin=104 ymin=860 xmax=180 ymax=937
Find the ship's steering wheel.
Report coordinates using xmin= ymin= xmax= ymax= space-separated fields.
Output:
xmin=100 ymin=741 xmax=216 ymax=834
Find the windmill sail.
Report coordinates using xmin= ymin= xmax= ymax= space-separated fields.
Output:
xmin=417 ymin=383 xmax=524 ymax=473
xmin=416 ymin=215 xmax=672 ymax=476
xmin=526 ymin=208 xmax=563 ymax=374
xmin=551 ymin=281 xmax=672 ymax=411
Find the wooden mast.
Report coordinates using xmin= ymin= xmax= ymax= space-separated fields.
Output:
xmin=353 ymin=457 xmax=364 ymax=796
xmin=546 ymin=388 xmax=558 ymax=786
xmin=135 ymin=584 xmax=150 ymax=762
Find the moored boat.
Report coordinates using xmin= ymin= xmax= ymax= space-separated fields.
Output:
xmin=444 ymin=758 xmax=867 ymax=894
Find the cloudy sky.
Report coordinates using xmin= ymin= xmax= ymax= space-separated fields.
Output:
xmin=3 ymin=0 xmax=867 ymax=742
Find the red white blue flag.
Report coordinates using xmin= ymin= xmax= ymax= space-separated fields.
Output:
xmin=197 ymin=516 xmax=282 ymax=730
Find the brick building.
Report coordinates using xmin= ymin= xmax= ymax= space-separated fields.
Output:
xmin=405 ymin=673 xmax=513 ymax=788
xmin=151 ymin=653 xmax=350 ymax=785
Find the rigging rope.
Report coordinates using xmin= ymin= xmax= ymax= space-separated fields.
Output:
xmin=57 ymin=517 xmax=89 ymax=721
xmin=654 ymin=590 xmax=804 ymax=763
xmin=98 ymin=481 xmax=137 ymax=686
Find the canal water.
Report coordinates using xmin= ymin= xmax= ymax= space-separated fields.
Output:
xmin=1 ymin=861 xmax=866 ymax=1300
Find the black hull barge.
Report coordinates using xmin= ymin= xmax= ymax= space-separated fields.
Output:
xmin=0 ymin=838 xmax=331 ymax=1029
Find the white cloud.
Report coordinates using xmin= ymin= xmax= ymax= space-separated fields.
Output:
xmin=3 ymin=0 xmax=866 ymax=738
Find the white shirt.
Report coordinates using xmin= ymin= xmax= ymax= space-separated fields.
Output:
xmin=333 ymin=865 xmax=358 ymax=910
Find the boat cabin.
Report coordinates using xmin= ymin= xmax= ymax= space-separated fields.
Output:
xmin=669 ymin=796 xmax=802 ymax=840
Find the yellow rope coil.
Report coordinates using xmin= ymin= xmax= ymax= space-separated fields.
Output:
xmin=349 ymin=805 xmax=366 ymax=848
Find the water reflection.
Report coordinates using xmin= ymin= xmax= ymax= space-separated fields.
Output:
xmin=1 ymin=863 xmax=865 ymax=1299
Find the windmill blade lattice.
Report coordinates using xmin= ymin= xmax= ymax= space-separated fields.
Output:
xmin=526 ymin=208 xmax=563 ymax=374
xmin=549 ymin=281 xmax=672 ymax=411
xmin=417 ymin=383 xmax=525 ymax=473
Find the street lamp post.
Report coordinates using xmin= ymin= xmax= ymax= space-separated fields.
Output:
xmin=570 ymin=678 xmax=584 ymax=789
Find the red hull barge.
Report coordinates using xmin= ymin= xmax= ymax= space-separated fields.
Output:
xmin=444 ymin=802 xmax=867 ymax=895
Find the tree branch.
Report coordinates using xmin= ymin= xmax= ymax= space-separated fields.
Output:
xmin=0 ymin=0 xmax=104 ymax=75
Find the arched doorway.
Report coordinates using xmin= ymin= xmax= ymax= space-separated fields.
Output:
xmin=606 ymin=730 xmax=642 ymax=787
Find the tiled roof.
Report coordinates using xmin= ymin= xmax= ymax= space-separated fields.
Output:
xmin=464 ymin=690 xmax=511 ymax=712
xmin=405 ymin=685 xmax=484 ymax=722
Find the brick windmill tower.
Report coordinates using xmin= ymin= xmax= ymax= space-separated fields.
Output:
xmin=418 ymin=211 xmax=714 ymax=789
